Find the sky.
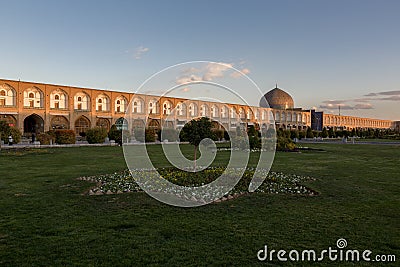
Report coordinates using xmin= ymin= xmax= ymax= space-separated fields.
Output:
xmin=0 ymin=0 xmax=399 ymax=120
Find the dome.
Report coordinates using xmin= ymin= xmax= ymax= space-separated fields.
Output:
xmin=259 ymin=86 xmax=294 ymax=109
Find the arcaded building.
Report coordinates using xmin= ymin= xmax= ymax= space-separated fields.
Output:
xmin=0 ymin=78 xmax=394 ymax=138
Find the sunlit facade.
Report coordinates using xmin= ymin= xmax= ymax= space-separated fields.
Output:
xmin=0 ymin=79 xmax=394 ymax=138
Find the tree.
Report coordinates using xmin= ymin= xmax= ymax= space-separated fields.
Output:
xmin=0 ymin=121 xmax=21 ymax=145
xmin=328 ymin=127 xmax=335 ymax=138
xmin=351 ymin=128 xmax=356 ymax=137
xmin=290 ymin=130 xmax=299 ymax=140
xmin=247 ymin=125 xmax=261 ymax=149
xmin=321 ymin=127 xmax=328 ymax=138
xmin=86 ymin=127 xmax=108 ymax=144
xmin=108 ymin=124 xmax=122 ymax=145
xmin=306 ymin=127 xmax=314 ymax=138
xmin=0 ymin=121 xmax=11 ymax=144
xmin=180 ymin=117 xmax=214 ymax=170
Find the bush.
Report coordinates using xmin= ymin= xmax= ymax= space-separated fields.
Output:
xmin=55 ymin=130 xmax=76 ymax=144
xmin=212 ymin=129 xmax=224 ymax=141
xmin=306 ymin=127 xmax=314 ymax=138
xmin=133 ymin=128 xmax=145 ymax=142
xmin=223 ymin=130 xmax=230 ymax=141
xmin=108 ymin=125 xmax=122 ymax=145
xmin=290 ymin=130 xmax=299 ymax=140
xmin=158 ymin=128 xmax=179 ymax=142
xmin=249 ymin=135 xmax=261 ymax=149
xmin=231 ymin=136 xmax=249 ymax=150
xmin=276 ymin=136 xmax=295 ymax=151
xmin=0 ymin=121 xmax=10 ymax=143
xmin=132 ymin=128 xmax=156 ymax=143
xmin=37 ymin=132 xmax=56 ymax=145
xmin=145 ymin=128 xmax=156 ymax=143
xmin=9 ymin=127 xmax=22 ymax=144
xmin=86 ymin=128 xmax=107 ymax=144
xmin=0 ymin=121 xmax=22 ymax=144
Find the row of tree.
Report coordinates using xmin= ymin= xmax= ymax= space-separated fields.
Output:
xmin=279 ymin=127 xmax=400 ymax=140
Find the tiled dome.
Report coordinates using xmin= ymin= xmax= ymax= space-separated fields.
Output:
xmin=259 ymin=86 xmax=294 ymax=109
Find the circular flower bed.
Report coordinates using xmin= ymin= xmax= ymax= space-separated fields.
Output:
xmin=78 ymin=167 xmax=318 ymax=201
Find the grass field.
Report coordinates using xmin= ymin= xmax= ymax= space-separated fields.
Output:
xmin=0 ymin=144 xmax=399 ymax=266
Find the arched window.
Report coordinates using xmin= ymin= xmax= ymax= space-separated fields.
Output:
xmin=115 ymin=96 xmax=127 ymax=113
xmin=189 ymin=103 xmax=197 ymax=117
xmin=230 ymin=107 xmax=236 ymax=119
xmin=116 ymin=117 xmax=128 ymax=130
xmin=74 ymin=93 xmax=90 ymax=111
xmin=50 ymin=90 xmax=67 ymax=109
xmin=246 ymin=109 xmax=251 ymax=120
xmin=24 ymin=87 xmax=44 ymax=108
xmin=96 ymin=94 xmax=110 ymax=112
xmin=254 ymin=110 xmax=259 ymax=120
xmin=132 ymin=98 xmax=144 ymax=113
xmin=176 ymin=102 xmax=186 ymax=116
xmin=163 ymin=101 xmax=173 ymax=115
xmin=211 ymin=105 xmax=218 ymax=117
xmin=148 ymin=99 xmax=158 ymax=114
xmin=0 ymin=84 xmax=16 ymax=106
xmin=275 ymin=112 xmax=280 ymax=121
xmin=75 ymin=116 xmax=91 ymax=135
xmin=239 ymin=108 xmax=245 ymax=119
xmin=287 ymin=113 xmax=292 ymax=122
xmin=220 ymin=106 xmax=228 ymax=118
xmin=200 ymin=104 xmax=208 ymax=117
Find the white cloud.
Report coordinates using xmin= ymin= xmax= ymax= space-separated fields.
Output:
xmin=134 ymin=46 xmax=149 ymax=59
xmin=202 ymin=62 xmax=233 ymax=81
xmin=175 ymin=62 xmax=251 ymax=84
xmin=230 ymin=68 xmax=251 ymax=78
xmin=363 ymin=90 xmax=400 ymax=101
xmin=175 ymin=74 xmax=202 ymax=85
xmin=354 ymin=103 xmax=373 ymax=109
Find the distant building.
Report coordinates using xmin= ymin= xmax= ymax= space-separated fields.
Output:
xmin=259 ymin=85 xmax=393 ymax=131
xmin=0 ymin=79 xmax=394 ymax=138
xmin=311 ymin=110 xmax=324 ymax=131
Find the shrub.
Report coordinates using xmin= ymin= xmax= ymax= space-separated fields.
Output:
xmin=223 ymin=130 xmax=230 ymax=141
xmin=86 ymin=128 xmax=107 ymax=144
xmin=55 ymin=130 xmax=76 ymax=144
xmin=37 ymin=132 xmax=55 ymax=145
xmin=306 ymin=127 xmax=314 ymax=138
xmin=9 ymin=127 xmax=22 ymax=144
xmin=158 ymin=128 xmax=179 ymax=142
xmin=134 ymin=128 xmax=145 ymax=142
xmin=276 ymin=136 xmax=295 ymax=151
xmin=0 ymin=121 xmax=22 ymax=144
xmin=145 ymin=128 xmax=156 ymax=143
xmin=249 ymin=135 xmax=261 ymax=149
xmin=212 ymin=129 xmax=224 ymax=141
xmin=231 ymin=136 xmax=249 ymax=150
xmin=108 ymin=125 xmax=122 ymax=145
xmin=0 ymin=121 xmax=10 ymax=143
xmin=290 ymin=130 xmax=299 ymax=140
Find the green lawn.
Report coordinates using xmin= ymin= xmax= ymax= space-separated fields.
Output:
xmin=0 ymin=144 xmax=399 ymax=266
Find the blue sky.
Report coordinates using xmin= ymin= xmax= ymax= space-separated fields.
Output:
xmin=1 ymin=0 xmax=399 ymax=120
